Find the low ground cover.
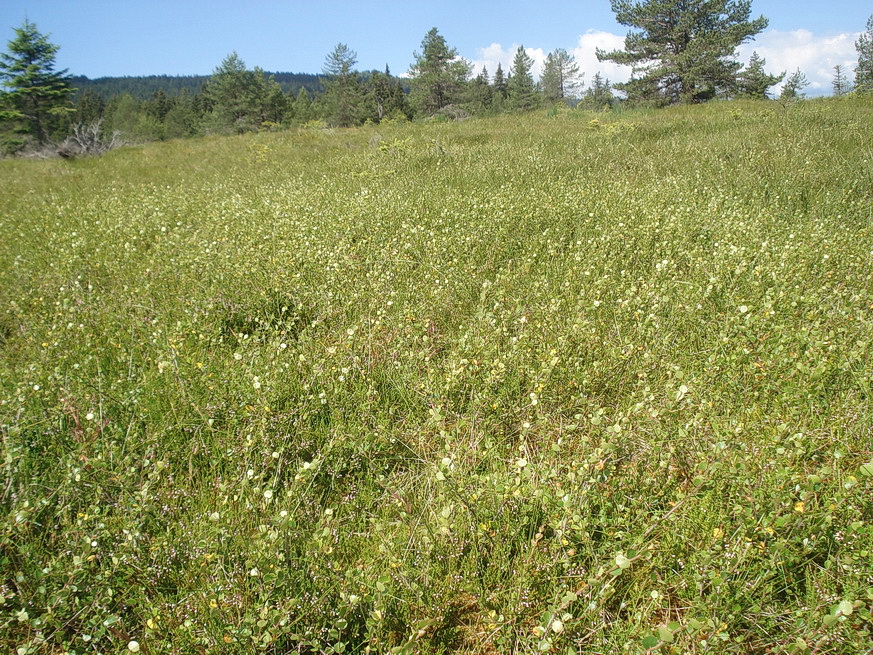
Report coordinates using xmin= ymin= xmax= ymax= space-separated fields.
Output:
xmin=1 ymin=99 xmax=871 ymax=653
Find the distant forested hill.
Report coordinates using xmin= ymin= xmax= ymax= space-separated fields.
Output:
xmin=71 ymin=72 xmax=325 ymax=99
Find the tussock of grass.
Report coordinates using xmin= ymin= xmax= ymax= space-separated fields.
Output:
xmin=1 ymin=98 xmax=872 ymax=654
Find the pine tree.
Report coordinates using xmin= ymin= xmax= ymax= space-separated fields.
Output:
xmin=322 ymin=43 xmax=364 ymax=127
xmin=541 ymin=48 xmax=581 ymax=103
xmin=508 ymin=46 xmax=537 ymax=110
xmin=598 ymin=0 xmax=769 ymax=104
xmin=0 ymin=20 xmax=74 ymax=144
xmin=204 ymin=52 xmax=252 ymax=128
xmin=779 ymin=68 xmax=809 ymax=100
xmin=408 ymin=28 xmax=470 ymax=116
xmin=855 ymin=15 xmax=873 ymax=94
xmin=737 ymin=51 xmax=783 ymax=98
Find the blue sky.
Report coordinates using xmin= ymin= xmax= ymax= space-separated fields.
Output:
xmin=1 ymin=1 xmax=869 ymax=95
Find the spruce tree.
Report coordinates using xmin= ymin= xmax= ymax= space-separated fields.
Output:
xmin=508 ymin=46 xmax=537 ymax=110
xmin=855 ymin=15 xmax=873 ymax=94
xmin=0 ymin=20 xmax=74 ymax=144
xmin=598 ymin=0 xmax=768 ymax=104
xmin=492 ymin=63 xmax=508 ymax=99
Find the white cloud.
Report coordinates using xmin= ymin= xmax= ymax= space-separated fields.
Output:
xmin=469 ymin=32 xmax=630 ymax=92
xmin=470 ymin=43 xmax=547 ymax=80
xmin=737 ymin=29 xmax=860 ymax=95
xmin=470 ymin=28 xmax=861 ymax=97
xmin=570 ymin=30 xmax=632 ymax=87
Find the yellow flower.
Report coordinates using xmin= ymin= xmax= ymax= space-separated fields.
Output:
xmin=794 ymin=501 xmax=805 ymax=514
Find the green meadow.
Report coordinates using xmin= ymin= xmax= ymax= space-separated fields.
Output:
xmin=1 ymin=99 xmax=871 ymax=654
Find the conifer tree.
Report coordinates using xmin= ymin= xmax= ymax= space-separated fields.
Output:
xmin=322 ymin=43 xmax=364 ymax=127
xmin=779 ymin=68 xmax=808 ymax=100
xmin=737 ymin=51 xmax=783 ymax=98
xmin=541 ymin=48 xmax=581 ymax=103
xmin=74 ymin=89 xmax=105 ymax=126
xmin=203 ymin=52 xmax=282 ymax=132
xmin=408 ymin=28 xmax=470 ymax=115
xmin=492 ymin=63 xmax=508 ymax=99
xmin=203 ymin=52 xmax=249 ymax=129
xmin=261 ymin=81 xmax=289 ymax=125
xmin=598 ymin=0 xmax=768 ymax=104
xmin=292 ymin=87 xmax=314 ymax=123
xmin=855 ymin=15 xmax=873 ymax=94
xmin=163 ymin=90 xmax=198 ymax=138
xmin=832 ymin=65 xmax=850 ymax=97
xmin=466 ymin=66 xmax=493 ymax=112
xmin=366 ymin=67 xmax=407 ymax=122
xmin=508 ymin=46 xmax=537 ymax=110
xmin=581 ymin=72 xmax=615 ymax=110
xmin=147 ymin=89 xmax=174 ymax=122
xmin=0 ymin=20 xmax=74 ymax=144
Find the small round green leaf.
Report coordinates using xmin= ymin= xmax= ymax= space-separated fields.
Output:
xmin=641 ymin=635 xmax=660 ymax=649
xmin=657 ymin=625 xmax=674 ymax=643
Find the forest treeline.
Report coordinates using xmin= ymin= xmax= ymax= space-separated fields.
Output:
xmin=2 ymin=1 xmax=873 ymax=155
xmin=6 ymin=29 xmax=623 ymax=152
xmin=70 ymin=72 xmax=325 ymax=102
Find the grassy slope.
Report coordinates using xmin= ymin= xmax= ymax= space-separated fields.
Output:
xmin=1 ymin=99 xmax=871 ymax=654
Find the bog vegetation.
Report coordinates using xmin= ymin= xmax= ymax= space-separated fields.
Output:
xmin=1 ymin=98 xmax=871 ymax=653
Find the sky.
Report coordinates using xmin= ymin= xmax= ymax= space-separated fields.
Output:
xmin=1 ymin=1 xmax=869 ymax=97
